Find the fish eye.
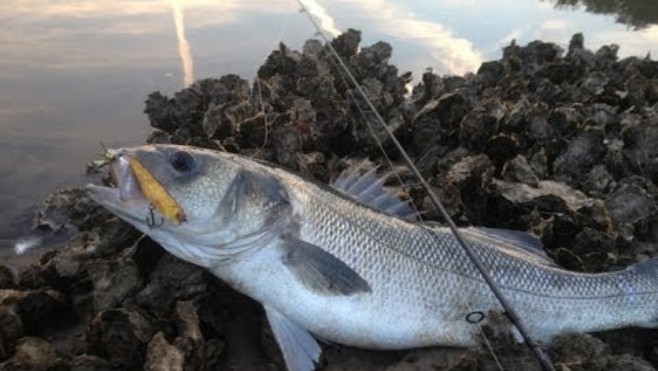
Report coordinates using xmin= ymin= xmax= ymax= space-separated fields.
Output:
xmin=170 ymin=150 xmax=195 ymax=173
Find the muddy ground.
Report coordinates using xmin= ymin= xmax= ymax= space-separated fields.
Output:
xmin=1 ymin=30 xmax=657 ymax=370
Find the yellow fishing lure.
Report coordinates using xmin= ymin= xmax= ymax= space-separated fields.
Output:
xmin=128 ymin=157 xmax=187 ymax=224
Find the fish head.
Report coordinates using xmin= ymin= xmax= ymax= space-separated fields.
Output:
xmin=86 ymin=144 xmax=292 ymax=268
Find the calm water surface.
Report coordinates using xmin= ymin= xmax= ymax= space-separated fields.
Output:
xmin=1 ymin=0 xmax=657 ymax=242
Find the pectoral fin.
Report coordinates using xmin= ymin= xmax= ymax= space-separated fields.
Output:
xmin=281 ymin=238 xmax=371 ymax=296
xmin=264 ymin=305 xmax=321 ymax=371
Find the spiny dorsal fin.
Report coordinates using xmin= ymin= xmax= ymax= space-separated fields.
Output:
xmin=462 ymin=227 xmax=557 ymax=267
xmin=332 ymin=162 xmax=416 ymax=220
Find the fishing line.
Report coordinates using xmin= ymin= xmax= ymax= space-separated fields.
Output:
xmin=249 ymin=27 xmax=286 ymax=158
xmin=466 ymin=305 xmax=505 ymax=371
xmin=295 ymin=2 xmax=555 ymax=370
xmin=252 ymin=77 xmax=271 ymax=157
xmin=339 ymin=48 xmax=508 ymax=370
xmin=345 ymin=89 xmax=426 ymax=222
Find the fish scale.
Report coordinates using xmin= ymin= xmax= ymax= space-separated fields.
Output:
xmin=87 ymin=145 xmax=658 ymax=371
xmin=276 ymin=166 xmax=658 ymax=342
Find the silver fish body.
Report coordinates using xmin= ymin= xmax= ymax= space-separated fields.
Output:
xmin=87 ymin=145 xmax=658 ymax=370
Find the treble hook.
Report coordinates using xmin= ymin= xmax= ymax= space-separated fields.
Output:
xmin=146 ymin=204 xmax=164 ymax=229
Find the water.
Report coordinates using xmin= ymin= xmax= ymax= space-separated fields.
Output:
xmin=1 ymin=0 xmax=657 ymax=244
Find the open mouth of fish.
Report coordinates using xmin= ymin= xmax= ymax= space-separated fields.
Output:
xmin=87 ymin=150 xmax=186 ymax=225
xmin=110 ymin=152 xmax=146 ymax=202
xmin=85 ymin=151 xmax=152 ymax=222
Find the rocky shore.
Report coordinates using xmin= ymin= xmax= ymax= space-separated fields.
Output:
xmin=1 ymin=30 xmax=657 ymax=370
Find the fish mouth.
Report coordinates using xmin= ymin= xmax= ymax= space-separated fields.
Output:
xmin=86 ymin=150 xmax=150 ymax=223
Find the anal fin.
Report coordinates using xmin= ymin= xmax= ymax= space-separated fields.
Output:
xmin=265 ymin=305 xmax=321 ymax=371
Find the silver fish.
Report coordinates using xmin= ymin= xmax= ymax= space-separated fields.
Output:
xmin=87 ymin=144 xmax=658 ymax=371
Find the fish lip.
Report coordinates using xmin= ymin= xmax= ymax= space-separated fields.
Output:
xmin=109 ymin=150 xmax=144 ymax=202
xmin=85 ymin=150 xmax=149 ymax=221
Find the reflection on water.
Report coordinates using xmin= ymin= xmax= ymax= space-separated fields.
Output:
xmin=1 ymin=0 xmax=657 ymax=242
xmin=171 ymin=0 xmax=195 ymax=86
xmin=549 ymin=0 xmax=658 ymax=29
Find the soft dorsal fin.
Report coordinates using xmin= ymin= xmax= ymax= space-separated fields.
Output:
xmin=462 ymin=227 xmax=557 ymax=267
xmin=332 ymin=163 xmax=416 ymax=220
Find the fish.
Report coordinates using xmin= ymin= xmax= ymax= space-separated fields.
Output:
xmin=86 ymin=144 xmax=658 ymax=371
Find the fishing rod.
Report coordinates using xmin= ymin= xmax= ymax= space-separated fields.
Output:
xmin=295 ymin=2 xmax=556 ymax=370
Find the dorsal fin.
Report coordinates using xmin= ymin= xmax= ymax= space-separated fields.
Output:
xmin=462 ymin=227 xmax=556 ymax=267
xmin=332 ymin=162 xmax=416 ymax=220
